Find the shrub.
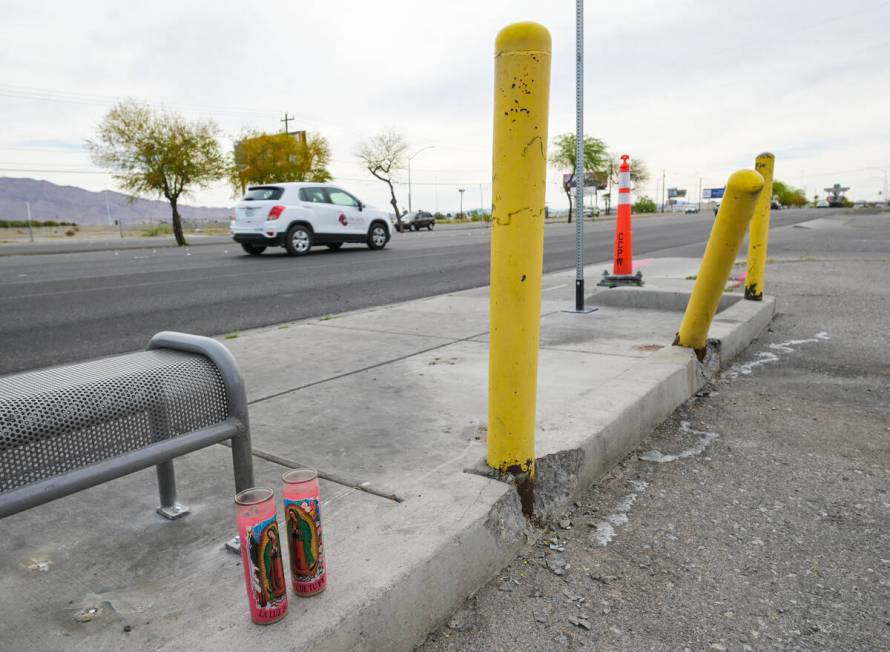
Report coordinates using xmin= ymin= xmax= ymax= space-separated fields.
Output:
xmin=634 ymin=195 xmax=657 ymax=213
xmin=141 ymin=223 xmax=173 ymax=237
xmin=65 ymin=229 xmax=76 ymax=237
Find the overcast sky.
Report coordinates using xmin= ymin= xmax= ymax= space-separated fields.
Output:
xmin=1 ymin=0 xmax=888 ymax=215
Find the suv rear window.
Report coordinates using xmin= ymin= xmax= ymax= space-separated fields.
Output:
xmin=243 ymin=186 xmax=284 ymax=201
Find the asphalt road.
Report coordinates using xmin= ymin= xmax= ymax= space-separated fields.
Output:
xmin=0 ymin=208 xmax=834 ymax=375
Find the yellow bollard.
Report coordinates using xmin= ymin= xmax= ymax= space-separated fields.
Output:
xmin=676 ymin=169 xmax=764 ymax=354
xmin=744 ymin=152 xmax=775 ymax=300
xmin=487 ymin=22 xmax=551 ymax=495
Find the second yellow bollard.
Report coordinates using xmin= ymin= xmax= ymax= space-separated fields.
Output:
xmin=676 ymin=169 xmax=764 ymax=354
xmin=487 ymin=22 xmax=552 ymax=500
xmin=744 ymin=152 xmax=775 ymax=300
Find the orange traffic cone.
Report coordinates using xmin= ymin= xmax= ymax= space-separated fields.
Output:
xmin=599 ymin=154 xmax=643 ymax=287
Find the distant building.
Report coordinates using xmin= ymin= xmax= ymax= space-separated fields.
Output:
xmin=824 ymin=183 xmax=850 ymax=208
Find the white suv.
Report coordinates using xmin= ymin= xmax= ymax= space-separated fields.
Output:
xmin=231 ymin=182 xmax=391 ymax=256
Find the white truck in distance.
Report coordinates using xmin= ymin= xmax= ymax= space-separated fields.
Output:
xmin=231 ymin=182 xmax=392 ymax=256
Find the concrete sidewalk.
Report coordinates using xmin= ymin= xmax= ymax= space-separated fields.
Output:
xmin=0 ymin=257 xmax=773 ymax=651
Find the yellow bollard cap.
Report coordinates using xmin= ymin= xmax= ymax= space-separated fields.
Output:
xmin=496 ymin=22 xmax=551 ymax=55
xmin=726 ymin=169 xmax=765 ymax=195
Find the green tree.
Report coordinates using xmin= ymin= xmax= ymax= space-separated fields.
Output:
xmin=772 ymin=180 xmax=808 ymax=207
xmin=230 ymin=131 xmax=332 ymax=196
xmin=88 ymin=101 xmax=227 ymax=246
xmin=603 ymin=155 xmax=651 ymax=215
xmin=356 ymin=130 xmax=408 ymax=231
xmin=633 ymin=195 xmax=657 ymax=213
xmin=549 ymin=133 xmax=610 ymax=223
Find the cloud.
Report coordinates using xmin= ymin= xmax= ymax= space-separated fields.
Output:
xmin=0 ymin=0 xmax=888 ymax=211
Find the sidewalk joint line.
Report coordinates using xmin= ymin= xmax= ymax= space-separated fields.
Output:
xmin=218 ymin=440 xmax=404 ymax=503
xmin=247 ymin=328 xmax=494 ymax=405
xmin=307 ymin=321 xmax=460 ymax=341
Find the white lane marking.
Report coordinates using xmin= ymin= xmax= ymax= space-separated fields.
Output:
xmin=542 ymin=284 xmax=569 ymax=292
xmin=592 ymin=480 xmax=648 ymax=546
xmin=639 ymin=421 xmax=719 ymax=464
xmin=724 ymin=331 xmax=829 ymax=379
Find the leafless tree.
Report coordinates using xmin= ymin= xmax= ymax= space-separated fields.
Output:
xmin=356 ymin=130 xmax=408 ymax=232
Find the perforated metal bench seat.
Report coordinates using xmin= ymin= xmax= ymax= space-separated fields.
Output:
xmin=0 ymin=332 xmax=254 ymax=520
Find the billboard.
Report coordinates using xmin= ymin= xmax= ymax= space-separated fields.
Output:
xmin=668 ymin=188 xmax=687 ymax=198
xmin=563 ymin=172 xmax=608 ymax=191
xmin=702 ymin=187 xmax=725 ymax=199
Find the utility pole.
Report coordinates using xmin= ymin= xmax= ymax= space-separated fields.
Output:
xmin=106 ymin=191 xmax=123 ymax=238
xmin=104 ymin=190 xmax=112 ymax=226
xmin=698 ymin=177 xmax=702 ymax=211
xmin=661 ymin=170 xmax=666 ymax=213
xmin=280 ymin=113 xmax=294 ymax=133
xmin=25 ymin=201 xmax=34 ymax=243
xmin=458 ymin=188 xmax=465 ymax=218
xmin=407 ymin=145 xmax=435 ymax=214
xmin=479 ymin=184 xmax=484 ymax=214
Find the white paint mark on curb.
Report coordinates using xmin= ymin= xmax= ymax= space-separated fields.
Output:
xmin=724 ymin=331 xmax=829 ymax=379
xmin=592 ymin=480 xmax=649 ymax=546
xmin=639 ymin=421 xmax=720 ymax=464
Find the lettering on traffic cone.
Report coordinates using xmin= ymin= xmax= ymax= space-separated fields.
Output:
xmin=598 ymin=154 xmax=643 ymax=287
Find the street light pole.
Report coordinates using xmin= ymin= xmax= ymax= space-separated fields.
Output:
xmin=458 ymin=188 xmax=465 ymax=218
xmin=25 ymin=201 xmax=34 ymax=243
xmin=407 ymin=145 xmax=436 ymax=214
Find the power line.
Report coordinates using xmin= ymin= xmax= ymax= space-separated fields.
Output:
xmin=0 ymin=167 xmax=109 ymax=174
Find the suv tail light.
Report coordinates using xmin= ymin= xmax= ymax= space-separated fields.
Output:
xmin=268 ymin=205 xmax=286 ymax=220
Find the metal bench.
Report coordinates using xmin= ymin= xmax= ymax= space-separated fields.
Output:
xmin=0 ymin=331 xmax=254 ymax=520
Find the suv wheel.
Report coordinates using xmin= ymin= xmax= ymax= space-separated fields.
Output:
xmin=241 ymin=243 xmax=266 ymax=255
xmin=428 ymin=223 xmax=434 ymax=230
xmin=367 ymin=223 xmax=388 ymax=250
xmin=285 ymin=224 xmax=312 ymax=256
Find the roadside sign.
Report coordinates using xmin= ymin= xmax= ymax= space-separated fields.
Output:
xmin=703 ymin=187 xmax=725 ymax=199
xmin=668 ymin=188 xmax=686 ymax=198
xmin=563 ymin=172 xmax=608 ymax=191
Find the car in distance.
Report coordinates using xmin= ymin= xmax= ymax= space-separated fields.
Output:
xmin=771 ymin=199 xmax=782 ymax=210
xmin=683 ymin=205 xmax=700 ymax=214
xmin=406 ymin=210 xmax=435 ymax=231
xmin=231 ymin=183 xmax=391 ymax=256
xmin=816 ymin=199 xmax=830 ymax=208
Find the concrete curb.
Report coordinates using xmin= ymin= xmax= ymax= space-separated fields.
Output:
xmin=708 ymin=296 xmax=777 ymax=365
xmin=313 ymin=485 xmax=528 ymax=652
xmin=0 ymin=236 xmax=230 ymax=256
xmin=531 ymin=297 xmax=774 ymax=521
xmin=533 ymin=344 xmax=702 ymax=519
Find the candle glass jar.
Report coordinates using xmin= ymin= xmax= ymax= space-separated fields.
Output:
xmin=234 ymin=487 xmax=288 ymax=623
xmin=282 ymin=469 xmax=327 ymax=596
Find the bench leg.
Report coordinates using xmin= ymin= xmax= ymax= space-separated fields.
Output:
xmin=230 ymin=431 xmax=255 ymax=493
xmin=156 ymin=460 xmax=190 ymax=520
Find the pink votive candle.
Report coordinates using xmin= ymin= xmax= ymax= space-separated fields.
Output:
xmin=282 ymin=469 xmax=327 ymax=596
xmin=234 ymin=487 xmax=288 ymax=624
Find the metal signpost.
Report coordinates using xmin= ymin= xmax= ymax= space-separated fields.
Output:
xmin=572 ymin=0 xmax=593 ymax=313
